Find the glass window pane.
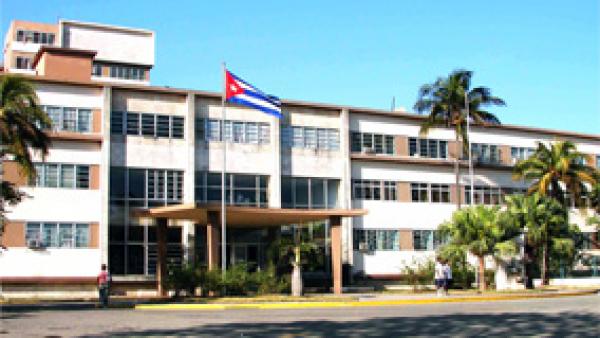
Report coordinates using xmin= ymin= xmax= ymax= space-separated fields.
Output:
xmin=171 ymin=116 xmax=184 ymax=138
xmin=126 ymin=113 xmax=140 ymax=135
xmin=141 ymin=114 xmax=155 ymax=136
xmin=43 ymin=223 xmax=58 ymax=247
xmin=233 ymin=121 xmax=244 ymax=143
xmin=60 ymin=165 xmax=75 ymax=188
xmin=75 ymin=224 xmax=89 ymax=247
xmin=63 ymin=108 xmax=77 ymax=131
xmin=305 ymin=128 xmax=317 ymax=148
xmin=327 ymin=180 xmax=339 ymax=208
xmin=259 ymin=123 xmax=270 ymax=144
xmin=351 ymin=132 xmax=361 ymax=152
xmin=328 ymin=130 xmax=339 ymax=150
xmin=292 ymin=127 xmax=304 ymax=148
xmin=311 ymin=179 xmax=325 ymax=208
xmin=317 ymin=129 xmax=328 ymax=150
xmin=58 ymin=223 xmax=74 ymax=247
xmin=47 ymin=107 xmax=62 ymax=131
xmin=45 ymin=164 xmax=59 ymax=187
xmin=128 ymin=169 xmax=145 ymax=199
xmin=77 ymin=109 xmax=91 ymax=132
xmin=295 ymin=178 xmax=309 ymax=207
xmin=26 ymin=223 xmax=41 ymax=243
xmin=374 ymin=134 xmax=383 ymax=153
xmin=246 ymin=122 xmax=258 ymax=143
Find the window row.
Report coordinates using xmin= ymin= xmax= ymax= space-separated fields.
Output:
xmin=25 ymin=223 xmax=89 ymax=248
xmin=409 ymin=138 xmax=448 ymax=159
xmin=510 ymin=147 xmax=535 ymax=163
xmin=197 ymin=119 xmax=270 ymax=144
xmin=351 ymin=132 xmax=395 ymax=155
xmin=282 ymin=177 xmax=339 ymax=209
xmin=110 ymin=167 xmax=184 ymax=206
xmin=195 ymin=172 xmax=268 ymax=207
xmin=32 ymin=163 xmax=90 ymax=189
xmin=108 ymin=64 xmax=146 ymax=80
xmin=111 ymin=112 xmax=184 ymax=139
xmin=42 ymin=106 xmax=92 ymax=133
xmin=352 ymin=180 xmax=397 ymax=201
xmin=282 ymin=126 xmax=340 ymax=151
xmin=413 ymin=230 xmax=445 ymax=251
xmin=471 ymin=143 xmax=501 ymax=164
xmin=353 ymin=229 xmax=400 ymax=251
xmin=411 ymin=183 xmax=451 ymax=203
xmin=16 ymin=30 xmax=55 ymax=44
xmin=464 ymin=186 xmax=503 ymax=205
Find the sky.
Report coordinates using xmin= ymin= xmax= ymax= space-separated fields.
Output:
xmin=1 ymin=0 xmax=599 ymax=134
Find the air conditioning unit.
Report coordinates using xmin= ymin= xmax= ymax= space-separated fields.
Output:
xmin=27 ymin=239 xmax=44 ymax=250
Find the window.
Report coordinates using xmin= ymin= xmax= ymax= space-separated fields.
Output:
xmin=411 ymin=183 xmax=429 ymax=202
xmin=26 ymin=223 xmax=89 ymax=248
xmin=353 ymin=229 xmax=399 ymax=251
xmin=282 ymin=177 xmax=339 ymax=209
xmin=352 ymin=180 xmax=381 ymax=200
xmin=41 ymin=106 xmax=94 ymax=133
xmin=472 ymin=143 xmax=500 ymax=164
xmin=510 ymin=147 xmax=535 ymax=163
xmin=92 ymin=63 xmax=103 ymax=76
xmin=409 ymin=138 xmax=448 ymax=159
xmin=413 ymin=230 xmax=443 ymax=251
xmin=351 ymin=132 xmax=395 ymax=155
xmin=109 ymin=65 xmax=146 ymax=80
xmin=196 ymin=172 xmax=268 ymax=207
xmin=198 ymin=119 xmax=270 ymax=144
xmin=114 ymin=112 xmax=184 ymax=139
xmin=282 ymin=126 xmax=340 ymax=150
xmin=465 ymin=186 xmax=502 ymax=205
xmin=430 ymin=184 xmax=450 ymax=203
xmin=15 ymin=56 xmax=32 ymax=69
xmin=16 ymin=29 xmax=24 ymax=42
xmin=384 ymin=181 xmax=397 ymax=201
xmin=32 ymin=163 xmax=91 ymax=189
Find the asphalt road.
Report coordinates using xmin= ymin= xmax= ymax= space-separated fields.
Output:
xmin=1 ymin=295 xmax=599 ymax=337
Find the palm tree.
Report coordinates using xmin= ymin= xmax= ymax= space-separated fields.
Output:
xmin=513 ymin=141 xmax=597 ymax=207
xmin=504 ymin=194 xmax=573 ymax=287
xmin=415 ymin=70 xmax=505 ymax=209
xmin=439 ymin=205 xmax=519 ymax=291
xmin=0 ymin=75 xmax=52 ymax=234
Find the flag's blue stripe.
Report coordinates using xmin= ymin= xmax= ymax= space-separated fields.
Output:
xmin=228 ymin=96 xmax=283 ymax=118
xmin=241 ymin=90 xmax=281 ymax=108
xmin=229 ymin=71 xmax=281 ymax=107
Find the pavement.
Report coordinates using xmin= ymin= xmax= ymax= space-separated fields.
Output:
xmin=1 ymin=294 xmax=599 ymax=337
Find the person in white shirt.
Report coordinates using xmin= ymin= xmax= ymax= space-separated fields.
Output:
xmin=434 ymin=257 xmax=445 ymax=297
xmin=443 ymin=261 xmax=453 ymax=295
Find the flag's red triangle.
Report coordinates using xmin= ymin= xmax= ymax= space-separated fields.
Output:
xmin=225 ymin=70 xmax=245 ymax=100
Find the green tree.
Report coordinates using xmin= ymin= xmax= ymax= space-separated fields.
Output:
xmin=0 ymin=75 xmax=52 ymax=235
xmin=439 ymin=205 xmax=519 ymax=291
xmin=415 ymin=70 xmax=505 ymax=209
xmin=504 ymin=194 xmax=577 ymax=286
xmin=513 ymin=141 xmax=597 ymax=207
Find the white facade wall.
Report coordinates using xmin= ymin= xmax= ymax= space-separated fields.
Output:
xmin=0 ymin=249 xmax=100 ymax=277
xmin=61 ymin=21 xmax=154 ymax=66
xmin=35 ymin=83 xmax=104 ymax=109
xmin=353 ymin=251 xmax=434 ymax=275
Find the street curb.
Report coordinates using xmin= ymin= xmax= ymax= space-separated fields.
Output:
xmin=135 ymin=290 xmax=596 ymax=311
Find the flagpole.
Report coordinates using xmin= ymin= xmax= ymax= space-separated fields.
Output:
xmin=466 ymin=91 xmax=474 ymax=206
xmin=221 ymin=62 xmax=227 ymax=274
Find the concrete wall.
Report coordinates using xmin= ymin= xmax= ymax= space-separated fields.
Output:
xmin=61 ymin=21 xmax=154 ymax=66
xmin=0 ymin=249 xmax=101 ymax=277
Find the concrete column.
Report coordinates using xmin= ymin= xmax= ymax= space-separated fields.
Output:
xmin=183 ymin=93 xmax=196 ymax=265
xmin=330 ymin=216 xmax=342 ymax=295
xmin=156 ymin=217 xmax=168 ymax=296
xmin=339 ymin=108 xmax=353 ymax=265
xmin=207 ymin=211 xmax=221 ymax=270
xmin=269 ymin=115 xmax=281 ymax=208
xmin=100 ymin=86 xmax=112 ymax=266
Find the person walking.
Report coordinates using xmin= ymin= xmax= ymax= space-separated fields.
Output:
xmin=97 ymin=264 xmax=111 ymax=308
xmin=443 ymin=260 xmax=453 ymax=296
xmin=434 ymin=257 xmax=445 ymax=297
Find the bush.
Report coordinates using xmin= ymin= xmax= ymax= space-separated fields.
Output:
xmin=253 ymin=264 xmax=290 ymax=295
xmin=165 ymin=264 xmax=203 ymax=297
xmin=402 ymin=260 xmax=435 ymax=291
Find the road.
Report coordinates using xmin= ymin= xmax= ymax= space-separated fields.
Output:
xmin=1 ymin=295 xmax=599 ymax=337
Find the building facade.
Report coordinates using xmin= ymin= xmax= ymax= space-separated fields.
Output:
xmin=1 ymin=19 xmax=599 ymax=297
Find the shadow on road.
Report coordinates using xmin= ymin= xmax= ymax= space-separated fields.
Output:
xmin=82 ymin=312 xmax=599 ymax=337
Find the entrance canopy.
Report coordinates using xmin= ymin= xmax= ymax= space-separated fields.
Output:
xmin=133 ymin=203 xmax=367 ymax=227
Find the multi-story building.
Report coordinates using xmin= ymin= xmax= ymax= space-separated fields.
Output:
xmin=1 ymin=19 xmax=599 ymax=298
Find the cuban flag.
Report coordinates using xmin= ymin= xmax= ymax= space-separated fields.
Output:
xmin=225 ymin=70 xmax=282 ymax=118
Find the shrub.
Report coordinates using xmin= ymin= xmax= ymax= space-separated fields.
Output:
xmin=253 ymin=264 xmax=290 ymax=294
xmin=402 ymin=259 xmax=435 ymax=291
xmin=165 ymin=264 xmax=202 ymax=297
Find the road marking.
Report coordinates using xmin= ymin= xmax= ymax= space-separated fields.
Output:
xmin=135 ymin=291 xmax=595 ymax=311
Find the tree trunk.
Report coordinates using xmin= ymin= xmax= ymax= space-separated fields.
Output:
xmin=291 ymin=246 xmax=303 ymax=296
xmin=455 ymin=132 xmax=461 ymax=210
xmin=542 ymin=235 xmax=549 ymax=286
xmin=478 ymin=256 xmax=486 ymax=292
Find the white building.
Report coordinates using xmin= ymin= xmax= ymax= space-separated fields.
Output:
xmin=1 ymin=19 xmax=599 ymax=298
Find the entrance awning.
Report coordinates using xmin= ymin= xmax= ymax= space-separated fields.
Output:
xmin=132 ymin=203 xmax=367 ymax=227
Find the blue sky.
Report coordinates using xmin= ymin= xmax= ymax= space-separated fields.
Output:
xmin=2 ymin=0 xmax=598 ymax=134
